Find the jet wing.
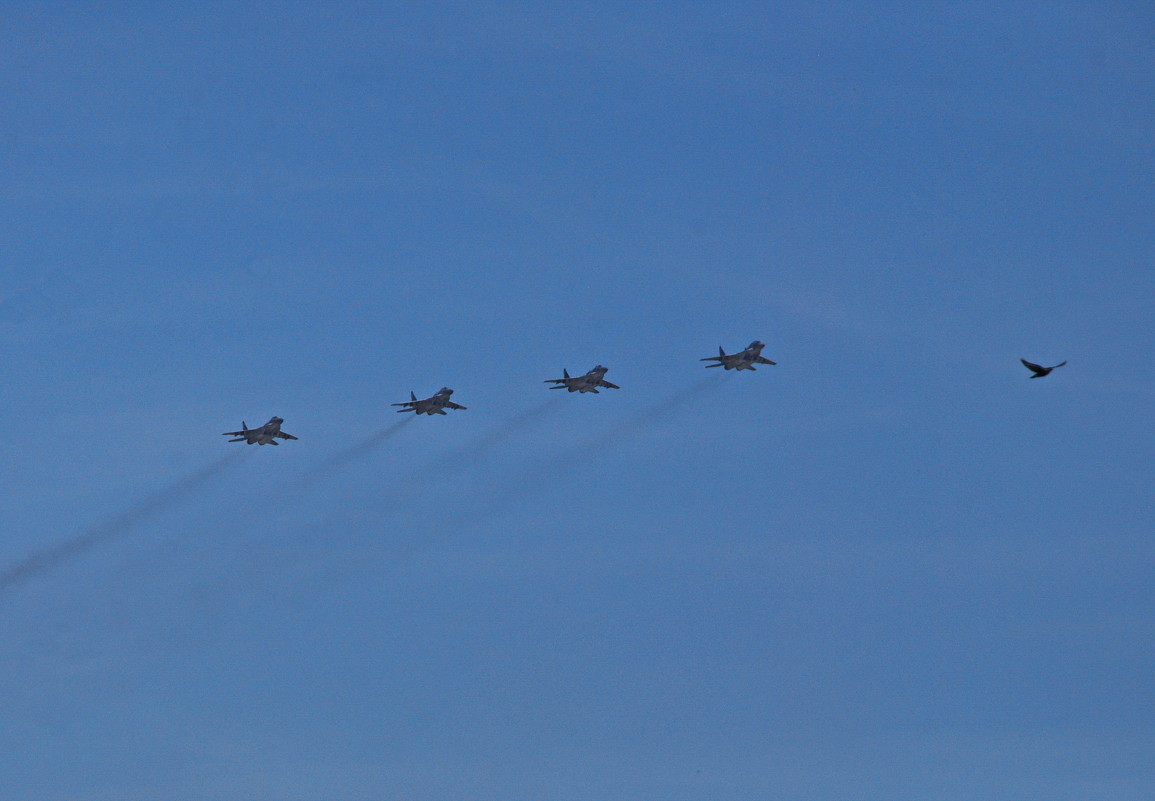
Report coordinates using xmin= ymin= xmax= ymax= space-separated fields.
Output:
xmin=596 ymin=379 xmax=620 ymax=389
xmin=274 ymin=430 xmax=299 ymax=440
xmin=222 ymin=430 xmax=247 ymax=436
xmin=754 ymin=356 xmax=777 ymax=365
xmin=445 ymin=401 xmax=467 ymax=410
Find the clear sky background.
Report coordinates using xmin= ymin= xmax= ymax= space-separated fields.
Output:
xmin=1 ymin=2 xmax=1152 ymax=799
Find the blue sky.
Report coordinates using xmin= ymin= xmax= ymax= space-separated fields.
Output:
xmin=1 ymin=2 xmax=1153 ymax=799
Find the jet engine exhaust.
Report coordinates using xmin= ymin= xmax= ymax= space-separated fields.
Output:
xmin=0 ymin=450 xmax=249 ymax=599
xmin=315 ymin=417 xmax=414 ymax=474
xmin=280 ymin=417 xmax=415 ymax=499
xmin=397 ymin=378 xmax=722 ymax=552
xmin=420 ymin=396 xmax=565 ymax=479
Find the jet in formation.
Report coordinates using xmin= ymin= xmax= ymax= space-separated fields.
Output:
xmin=218 ymin=345 xmax=1073 ymax=442
xmin=701 ymin=340 xmax=777 ymax=371
xmin=393 ymin=387 xmax=467 ymax=415
xmin=222 ymin=417 xmax=299 ymax=445
xmin=1021 ymin=358 xmax=1067 ymax=378
xmin=545 ymin=365 xmax=620 ymax=393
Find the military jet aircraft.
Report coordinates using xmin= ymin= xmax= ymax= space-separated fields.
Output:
xmin=545 ymin=365 xmax=620 ymax=393
xmin=392 ymin=387 xmax=467 ymax=415
xmin=700 ymin=340 xmax=777 ymax=371
xmin=1021 ymin=358 xmax=1067 ymax=378
xmin=222 ymin=417 xmax=299 ymax=445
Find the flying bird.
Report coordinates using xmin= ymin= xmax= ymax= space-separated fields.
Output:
xmin=1021 ymin=358 xmax=1067 ymax=378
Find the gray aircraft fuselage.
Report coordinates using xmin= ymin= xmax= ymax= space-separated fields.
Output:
xmin=546 ymin=365 xmax=620 ymax=393
xmin=393 ymin=387 xmax=467 ymax=415
xmin=729 ymin=341 xmax=767 ymax=370
xmin=702 ymin=340 xmax=777 ymax=371
xmin=223 ymin=416 xmax=299 ymax=445
xmin=568 ymin=366 xmax=609 ymax=393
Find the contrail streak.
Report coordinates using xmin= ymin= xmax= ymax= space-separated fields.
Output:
xmin=194 ymin=403 xmax=537 ymax=579
xmin=377 ymin=377 xmax=725 ymax=564
xmin=185 ymin=384 xmax=712 ymax=601
xmin=282 ymin=417 xmax=414 ymax=496
xmin=0 ymin=450 xmax=248 ymax=599
xmin=416 ymin=396 xmax=565 ymax=480
xmin=577 ymin=375 xmax=719 ymax=449
xmin=173 ymin=398 xmax=566 ymax=604
xmin=316 ymin=417 xmax=415 ymax=471
xmin=492 ymin=376 xmax=723 ymax=498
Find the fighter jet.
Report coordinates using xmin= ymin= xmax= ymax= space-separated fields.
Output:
xmin=544 ymin=365 xmax=620 ymax=393
xmin=700 ymin=340 xmax=777 ymax=371
xmin=222 ymin=417 xmax=299 ymax=445
xmin=1021 ymin=358 xmax=1067 ymax=378
xmin=392 ymin=387 xmax=467 ymax=415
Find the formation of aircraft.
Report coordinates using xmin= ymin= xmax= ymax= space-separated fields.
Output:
xmin=222 ymin=417 xmax=300 ymax=446
xmin=1021 ymin=358 xmax=1067 ymax=378
xmin=225 ymin=345 xmax=1066 ymax=443
xmin=392 ymin=387 xmax=468 ymax=415
xmin=544 ymin=365 xmax=620 ymax=393
xmin=700 ymin=340 xmax=777 ymax=371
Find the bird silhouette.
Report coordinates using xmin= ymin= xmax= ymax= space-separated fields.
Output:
xmin=1021 ymin=358 xmax=1067 ymax=378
